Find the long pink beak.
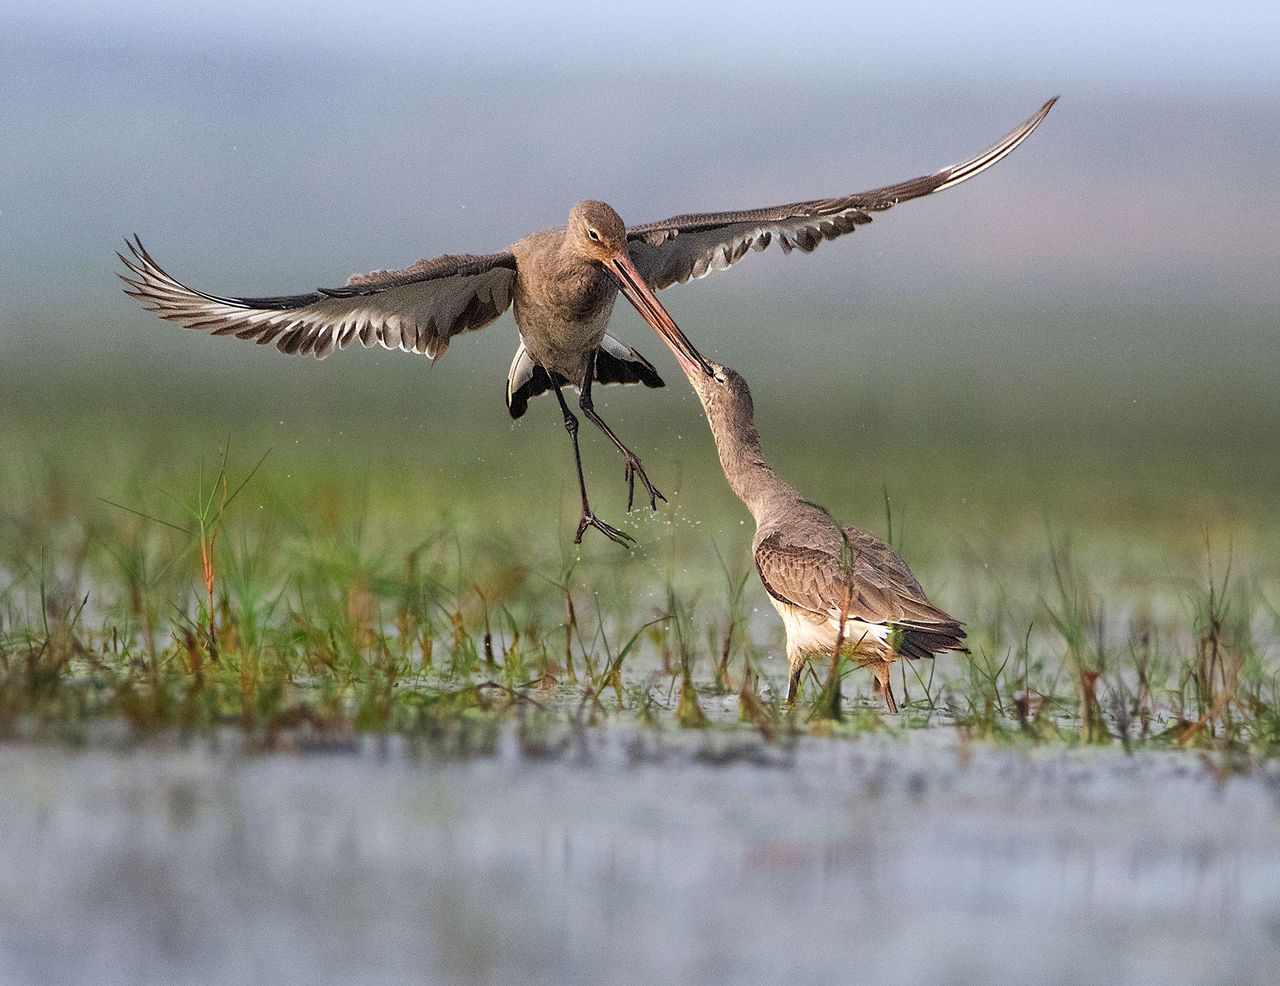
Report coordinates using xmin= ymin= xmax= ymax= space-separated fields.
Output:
xmin=608 ymin=252 xmax=715 ymax=377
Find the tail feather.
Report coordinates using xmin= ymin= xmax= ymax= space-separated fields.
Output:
xmin=506 ymin=345 xmax=567 ymax=419
xmin=594 ymin=334 xmax=664 ymax=388
xmin=506 ymin=335 xmax=665 ymax=419
xmin=897 ymin=624 xmax=968 ymax=660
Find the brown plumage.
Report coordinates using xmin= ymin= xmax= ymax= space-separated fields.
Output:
xmin=660 ymin=348 xmax=965 ymax=712
xmin=118 ymin=97 xmax=1054 ymax=547
xmin=119 ymin=202 xmax=711 ymax=548
xmin=119 ymin=240 xmax=518 ymax=361
xmin=626 ymin=97 xmax=1056 ymax=290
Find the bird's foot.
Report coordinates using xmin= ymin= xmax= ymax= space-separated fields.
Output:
xmin=575 ymin=509 xmax=635 ymax=548
xmin=623 ymin=454 xmax=667 ymax=512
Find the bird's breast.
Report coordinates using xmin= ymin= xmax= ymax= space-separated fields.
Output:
xmin=512 ymin=265 xmax=618 ymax=377
xmin=514 ymin=262 xmax=616 ymax=323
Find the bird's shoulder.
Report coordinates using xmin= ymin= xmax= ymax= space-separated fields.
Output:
xmin=753 ymin=523 xmax=849 ymax=616
xmin=508 ymin=227 xmax=564 ymax=260
xmin=343 ymin=251 xmax=516 ymax=292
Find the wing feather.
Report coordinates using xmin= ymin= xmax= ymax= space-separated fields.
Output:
xmin=119 ymin=236 xmax=517 ymax=361
xmin=628 ymin=98 xmax=1056 ymax=291
xmin=754 ymin=530 xmax=964 ymax=650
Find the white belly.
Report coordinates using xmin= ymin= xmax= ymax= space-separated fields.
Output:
xmin=770 ymin=597 xmax=890 ymax=662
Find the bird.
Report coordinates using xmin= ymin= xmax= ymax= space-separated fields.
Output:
xmin=118 ymin=97 xmax=1055 ymax=546
xmin=658 ymin=344 xmax=967 ymax=712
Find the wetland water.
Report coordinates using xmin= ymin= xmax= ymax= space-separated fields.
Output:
xmin=1 ymin=731 xmax=1277 ymax=985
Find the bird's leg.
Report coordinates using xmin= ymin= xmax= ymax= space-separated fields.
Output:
xmin=874 ymin=663 xmax=899 ymax=714
xmin=578 ymin=352 xmax=666 ymax=512
xmin=785 ymin=662 xmax=803 ymax=708
xmin=551 ymin=377 xmax=633 ymax=548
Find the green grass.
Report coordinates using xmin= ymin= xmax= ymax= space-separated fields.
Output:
xmin=2 ymin=344 xmax=1278 ymax=757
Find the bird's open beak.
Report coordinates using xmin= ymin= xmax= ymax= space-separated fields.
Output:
xmin=608 ymin=253 xmax=715 ymax=377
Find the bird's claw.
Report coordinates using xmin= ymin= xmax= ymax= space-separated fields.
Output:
xmin=623 ymin=455 xmax=666 ymax=512
xmin=575 ymin=510 xmax=635 ymax=548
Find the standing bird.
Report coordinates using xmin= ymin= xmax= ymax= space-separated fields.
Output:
xmin=660 ymin=346 xmax=966 ymax=711
xmin=118 ymin=97 xmax=1054 ymax=546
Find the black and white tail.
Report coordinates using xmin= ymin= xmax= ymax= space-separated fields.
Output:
xmin=506 ymin=335 xmax=664 ymax=419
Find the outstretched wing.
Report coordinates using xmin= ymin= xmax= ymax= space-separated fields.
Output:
xmin=627 ymin=97 xmax=1056 ymax=291
xmin=754 ymin=531 xmax=962 ymax=637
xmin=119 ymin=236 xmax=518 ymax=360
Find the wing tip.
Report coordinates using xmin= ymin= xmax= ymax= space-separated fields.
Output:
xmin=1027 ymin=94 xmax=1059 ymax=131
xmin=931 ymin=93 xmax=1059 ymax=193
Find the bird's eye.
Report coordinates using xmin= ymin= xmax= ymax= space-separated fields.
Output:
xmin=714 ymin=372 xmax=726 ymax=384
xmin=587 ymin=228 xmax=600 ymax=241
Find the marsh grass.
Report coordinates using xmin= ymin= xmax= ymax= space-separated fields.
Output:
xmin=2 ymin=410 xmax=1278 ymax=761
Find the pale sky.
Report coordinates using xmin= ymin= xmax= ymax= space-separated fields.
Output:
xmin=3 ymin=2 xmax=1277 ymax=386
xmin=11 ymin=1 xmax=1280 ymax=86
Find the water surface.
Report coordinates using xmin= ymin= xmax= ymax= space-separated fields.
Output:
xmin=1 ymin=731 xmax=1276 ymax=985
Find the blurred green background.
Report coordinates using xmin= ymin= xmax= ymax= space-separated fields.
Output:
xmin=3 ymin=2 xmax=1278 ymax=627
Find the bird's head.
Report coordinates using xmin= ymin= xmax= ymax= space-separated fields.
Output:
xmin=567 ymin=199 xmax=715 ymax=378
xmin=680 ymin=357 xmax=755 ymax=425
xmin=567 ymin=200 xmax=628 ymax=261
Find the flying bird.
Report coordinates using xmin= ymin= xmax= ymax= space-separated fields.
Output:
xmin=119 ymin=97 xmax=1055 ymax=546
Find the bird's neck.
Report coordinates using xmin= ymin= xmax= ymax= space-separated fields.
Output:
xmin=546 ymin=244 xmax=613 ymax=308
xmin=706 ymin=407 xmax=800 ymax=521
